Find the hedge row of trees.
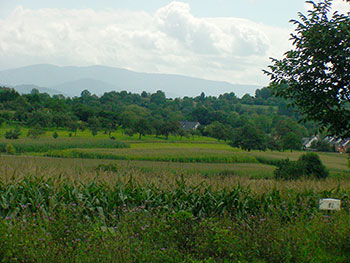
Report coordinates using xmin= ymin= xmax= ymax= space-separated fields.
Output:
xmin=0 ymin=86 xmax=314 ymax=150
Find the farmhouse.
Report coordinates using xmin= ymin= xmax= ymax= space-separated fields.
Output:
xmin=303 ymin=135 xmax=350 ymax=153
xmin=179 ymin=121 xmax=200 ymax=131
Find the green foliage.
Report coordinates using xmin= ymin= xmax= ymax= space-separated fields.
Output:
xmin=27 ymin=127 xmax=45 ymax=139
xmin=204 ymin=121 xmax=232 ymax=141
xmin=52 ymin=131 xmax=58 ymax=139
xmin=0 ymin=176 xmax=349 ymax=262
xmin=275 ymin=153 xmax=329 ymax=180
xmin=265 ymin=0 xmax=350 ymax=138
xmin=4 ymin=127 xmax=21 ymax=139
xmin=4 ymin=143 xmax=15 ymax=155
xmin=0 ymin=82 xmax=315 ymax=148
xmin=274 ymin=159 xmax=305 ymax=180
xmin=0 ymin=117 xmax=5 ymax=127
xmin=311 ymin=139 xmax=334 ymax=152
xmin=230 ymin=122 xmax=267 ymax=151
xmin=299 ymin=152 xmax=329 ymax=179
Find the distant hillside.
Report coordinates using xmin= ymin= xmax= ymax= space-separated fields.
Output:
xmin=51 ymin=78 xmax=122 ymax=96
xmin=3 ymin=84 xmax=65 ymax=96
xmin=0 ymin=64 xmax=261 ymax=98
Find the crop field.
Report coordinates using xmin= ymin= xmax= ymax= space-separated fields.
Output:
xmin=1 ymin=136 xmax=350 ymax=262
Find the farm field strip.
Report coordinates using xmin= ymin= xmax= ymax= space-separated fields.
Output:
xmin=250 ymin=150 xmax=349 ymax=171
xmin=1 ymin=155 xmax=350 ymax=192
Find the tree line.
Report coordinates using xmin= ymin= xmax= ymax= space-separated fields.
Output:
xmin=0 ymin=86 xmax=315 ymax=151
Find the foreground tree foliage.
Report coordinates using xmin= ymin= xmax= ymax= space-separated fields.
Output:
xmin=265 ymin=0 xmax=350 ymax=138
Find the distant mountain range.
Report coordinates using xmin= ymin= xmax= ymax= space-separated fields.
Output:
xmin=0 ymin=64 xmax=261 ymax=98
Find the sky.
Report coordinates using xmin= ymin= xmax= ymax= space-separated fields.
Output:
xmin=0 ymin=0 xmax=349 ymax=87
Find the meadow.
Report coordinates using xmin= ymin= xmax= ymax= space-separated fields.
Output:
xmin=0 ymin=131 xmax=350 ymax=262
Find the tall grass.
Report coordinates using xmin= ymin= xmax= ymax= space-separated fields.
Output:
xmin=0 ymin=138 xmax=129 ymax=153
xmin=1 ymin=175 xmax=349 ymax=220
xmin=1 ymin=156 xmax=350 ymax=261
xmin=45 ymin=148 xmax=258 ymax=164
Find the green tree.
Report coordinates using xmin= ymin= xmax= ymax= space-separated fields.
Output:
xmin=282 ymin=132 xmax=302 ymax=152
xmin=0 ymin=117 xmax=5 ymax=127
xmin=160 ymin=119 xmax=180 ymax=140
xmin=68 ymin=121 xmax=79 ymax=136
xmin=134 ymin=118 xmax=153 ymax=139
xmin=205 ymin=121 xmax=232 ymax=141
xmin=87 ymin=116 xmax=100 ymax=136
xmin=229 ymin=122 xmax=267 ymax=152
xmin=5 ymin=143 xmax=15 ymax=155
xmin=52 ymin=131 xmax=58 ymax=139
xmin=265 ymin=0 xmax=350 ymax=138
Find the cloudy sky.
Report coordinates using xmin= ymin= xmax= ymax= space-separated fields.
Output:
xmin=0 ymin=0 xmax=349 ymax=87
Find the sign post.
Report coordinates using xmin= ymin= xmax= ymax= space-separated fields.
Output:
xmin=319 ymin=198 xmax=341 ymax=211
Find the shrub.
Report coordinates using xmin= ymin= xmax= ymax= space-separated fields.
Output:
xmin=4 ymin=127 xmax=21 ymax=139
xmin=27 ymin=128 xmax=45 ymax=139
xmin=274 ymin=159 xmax=305 ymax=180
xmin=274 ymin=153 xmax=329 ymax=180
xmin=298 ymin=153 xmax=329 ymax=179
xmin=52 ymin=131 xmax=58 ymax=139
xmin=4 ymin=143 xmax=15 ymax=155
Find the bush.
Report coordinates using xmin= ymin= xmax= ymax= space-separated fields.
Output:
xmin=299 ymin=153 xmax=329 ymax=179
xmin=52 ymin=131 xmax=58 ymax=139
xmin=274 ymin=159 xmax=305 ymax=180
xmin=27 ymin=128 xmax=45 ymax=139
xmin=274 ymin=153 xmax=329 ymax=180
xmin=4 ymin=143 xmax=15 ymax=155
xmin=4 ymin=127 xmax=21 ymax=139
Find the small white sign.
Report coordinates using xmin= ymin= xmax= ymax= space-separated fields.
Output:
xmin=319 ymin=198 xmax=341 ymax=211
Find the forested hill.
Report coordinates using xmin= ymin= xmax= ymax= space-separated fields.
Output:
xmin=0 ymin=86 xmax=314 ymax=151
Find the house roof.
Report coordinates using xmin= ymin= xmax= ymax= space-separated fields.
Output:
xmin=179 ymin=121 xmax=200 ymax=130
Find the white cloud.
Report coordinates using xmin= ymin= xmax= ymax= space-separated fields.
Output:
xmin=0 ymin=2 xmax=293 ymax=86
xmin=332 ymin=0 xmax=350 ymax=14
xmin=304 ymin=0 xmax=350 ymax=14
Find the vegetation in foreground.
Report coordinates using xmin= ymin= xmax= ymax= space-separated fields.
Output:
xmin=0 ymin=174 xmax=350 ymax=262
xmin=0 ymin=154 xmax=349 ymax=262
